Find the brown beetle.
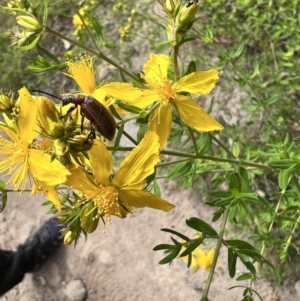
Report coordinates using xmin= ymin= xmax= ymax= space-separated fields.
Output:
xmin=61 ymin=95 xmax=116 ymax=141
xmin=32 ymin=90 xmax=116 ymax=141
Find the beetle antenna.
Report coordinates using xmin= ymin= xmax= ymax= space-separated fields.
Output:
xmin=31 ymin=90 xmax=62 ymax=101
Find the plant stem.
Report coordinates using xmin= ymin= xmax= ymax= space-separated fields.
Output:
xmin=209 ymin=133 xmax=237 ymax=159
xmin=111 ymin=147 xmax=272 ymax=170
xmin=201 ymin=206 xmax=230 ymax=300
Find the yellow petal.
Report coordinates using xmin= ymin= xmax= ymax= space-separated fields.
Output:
xmin=88 ymin=139 xmax=112 ymax=185
xmin=112 ymin=131 xmax=160 ymax=187
xmin=148 ymin=102 xmax=172 ymax=150
xmin=118 ymin=189 xmax=175 ymax=212
xmin=133 ymin=89 xmax=162 ymax=108
xmin=92 ymin=87 xmax=107 ymax=104
xmin=143 ymin=54 xmax=170 ymax=87
xmin=17 ymin=87 xmax=39 ymax=142
xmin=32 ymin=181 xmax=61 ymax=210
xmin=65 ymin=167 xmax=99 ymax=194
xmin=174 ymin=95 xmax=224 ymax=132
xmin=66 ymin=56 xmax=96 ymax=94
xmin=174 ymin=70 xmax=219 ymax=95
xmin=28 ymin=149 xmax=70 ymax=186
xmin=102 ymin=82 xmax=144 ymax=103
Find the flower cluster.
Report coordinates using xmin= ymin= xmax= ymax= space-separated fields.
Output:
xmin=0 ymin=51 xmax=223 ymax=244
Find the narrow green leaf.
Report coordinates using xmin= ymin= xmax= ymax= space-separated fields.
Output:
xmin=153 ymin=181 xmax=161 ymax=197
xmin=268 ymin=159 xmax=296 ymax=169
xmin=278 ymin=169 xmax=290 ymax=190
xmin=186 ymin=217 xmax=218 ymax=237
xmin=115 ymin=101 xmax=142 ymax=114
xmin=91 ymin=17 xmax=103 ymax=48
xmin=236 ymin=272 xmax=253 ymax=281
xmin=161 ymin=228 xmax=191 ymax=241
xmin=165 ymin=161 xmax=192 ymax=180
xmin=228 ymin=248 xmax=237 ymax=278
xmin=19 ymin=34 xmax=41 ymax=51
xmin=232 ymin=142 xmax=240 ymax=157
xmin=225 ymin=240 xmax=256 ymax=250
xmin=112 ymin=123 xmax=124 ymax=154
xmin=233 ymin=42 xmax=245 ymax=58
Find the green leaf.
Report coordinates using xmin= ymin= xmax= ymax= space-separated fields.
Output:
xmin=19 ymin=34 xmax=41 ymax=51
xmin=228 ymin=248 xmax=237 ymax=278
xmin=239 ymin=167 xmax=250 ymax=192
xmin=224 ymin=240 xmax=256 ymax=251
xmin=278 ymin=169 xmax=290 ymax=190
xmin=233 ymin=42 xmax=245 ymax=58
xmin=153 ymin=181 xmax=161 ymax=197
xmin=197 ymin=133 xmax=212 ymax=155
xmin=232 ymin=142 xmax=240 ymax=157
xmin=236 ymin=272 xmax=253 ymax=281
xmin=161 ymin=228 xmax=191 ymax=241
xmin=91 ymin=17 xmax=103 ymax=48
xmin=115 ymin=101 xmax=142 ymax=114
xmin=165 ymin=161 xmax=192 ymax=180
xmin=237 ymin=249 xmax=265 ymax=263
xmin=183 ymin=61 xmax=196 ymax=76
xmin=112 ymin=123 xmax=124 ymax=154
xmin=228 ymin=173 xmax=241 ymax=191
xmin=0 ymin=190 xmax=7 ymax=212
xmin=186 ymin=217 xmax=218 ymax=237
xmin=153 ymin=244 xmax=175 ymax=251
xmin=268 ymin=159 xmax=296 ymax=169
xmin=250 ymin=58 xmax=259 ymax=79
xmin=158 ymin=246 xmax=182 ymax=265
xmin=180 ymin=237 xmax=204 ymax=257
xmin=212 ymin=207 xmax=224 ymax=222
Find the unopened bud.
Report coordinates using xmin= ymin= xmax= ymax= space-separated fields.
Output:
xmin=0 ymin=94 xmax=14 ymax=113
xmin=175 ymin=1 xmax=199 ymax=30
xmin=50 ymin=123 xmax=65 ymax=138
xmin=81 ymin=203 xmax=99 ymax=233
xmin=165 ymin=0 xmax=181 ymax=18
xmin=16 ymin=15 xmax=43 ymax=31
xmin=64 ymin=230 xmax=72 ymax=244
xmin=68 ymin=134 xmax=93 ymax=152
xmin=53 ymin=139 xmax=70 ymax=156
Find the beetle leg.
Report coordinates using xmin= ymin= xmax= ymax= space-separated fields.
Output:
xmin=60 ymin=105 xmax=77 ymax=119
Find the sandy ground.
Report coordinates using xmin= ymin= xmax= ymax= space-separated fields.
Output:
xmin=1 ymin=179 xmax=300 ymax=301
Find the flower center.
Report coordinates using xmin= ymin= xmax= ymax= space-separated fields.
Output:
xmin=93 ymin=185 xmax=122 ymax=222
xmin=156 ymin=79 xmax=175 ymax=102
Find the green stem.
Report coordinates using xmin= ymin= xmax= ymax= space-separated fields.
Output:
xmin=188 ymin=126 xmax=199 ymax=155
xmin=209 ymin=133 xmax=237 ymax=159
xmin=44 ymin=27 xmax=139 ymax=82
xmin=201 ymin=206 xmax=230 ymax=300
xmin=112 ymin=147 xmax=272 ymax=170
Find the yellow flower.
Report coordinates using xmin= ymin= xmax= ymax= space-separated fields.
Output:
xmin=0 ymin=87 xmax=70 ymax=209
xmin=65 ymin=131 xmax=175 ymax=224
xmin=103 ymin=54 xmax=223 ymax=149
xmin=65 ymin=55 xmax=131 ymax=114
xmin=181 ymin=247 xmax=215 ymax=272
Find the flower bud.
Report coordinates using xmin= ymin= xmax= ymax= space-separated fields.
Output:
xmin=68 ymin=134 xmax=93 ymax=152
xmin=16 ymin=15 xmax=43 ymax=32
xmin=50 ymin=123 xmax=65 ymax=138
xmin=64 ymin=230 xmax=73 ymax=244
xmin=0 ymin=94 xmax=14 ymax=113
xmin=37 ymin=96 xmax=62 ymax=136
xmin=81 ymin=203 xmax=99 ymax=233
xmin=175 ymin=1 xmax=199 ymax=30
xmin=165 ymin=0 xmax=181 ymax=18
xmin=53 ymin=139 xmax=70 ymax=156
